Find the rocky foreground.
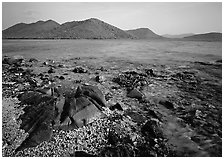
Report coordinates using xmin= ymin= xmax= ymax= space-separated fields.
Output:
xmin=2 ymin=55 xmax=222 ymax=157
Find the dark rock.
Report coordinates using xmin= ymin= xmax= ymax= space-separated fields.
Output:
xmin=16 ymin=82 xmax=106 ymax=150
xmin=59 ymin=76 xmax=65 ymax=80
xmin=70 ymin=151 xmax=96 ymax=157
xmin=57 ymin=64 xmax=64 ymax=68
xmin=18 ymin=91 xmax=54 ymax=105
xmin=216 ymin=59 xmax=222 ymax=63
xmin=105 ymin=92 xmax=113 ymax=101
xmin=48 ymin=67 xmax=55 ymax=74
xmin=99 ymin=145 xmax=134 ymax=157
xmin=141 ymin=119 xmax=163 ymax=140
xmin=98 ymin=66 xmax=107 ymax=71
xmin=43 ymin=61 xmax=49 ymax=65
xmin=95 ymin=75 xmax=105 ymax=83
xmin=159 ymin=100 xmax=174 ymax=109
xmin=16 ymin=98 xmax=55 ymax=152
xmin=72 ymin=66 xmax=88 ymax=73
xmin=107 ymin=130 xmax=120 ymax=145
xmin=111 ymin=86 xmax=119 ymax=89
xmin=145 ymin=68 xmax=156 ymax=77
xmin=3 ymin=56 xmax=24 ymax=66
xmin=67 ymin=96 xmax=102 ymax=128
xmin=109 ymin=103 xmax=123 ymax=111
xmin=76 ymin=85 xmax=106 ymax=107
xmin=36 ymin=87 xmax=53 ymax=96
xmin=29 ymin=58 xmax=38 ymax=63
xmin=127 ymin=89 xmax=144 ymax=99
xmin=126 ymin=111 xmax=146 ymax=124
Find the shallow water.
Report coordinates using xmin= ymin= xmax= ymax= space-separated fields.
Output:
xmin=2 ymin=39 xmax=222 ymax=65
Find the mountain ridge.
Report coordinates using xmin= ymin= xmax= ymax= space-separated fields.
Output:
xmin=2 ymin=18 xmax=222 ymax=41
xmin=126 ymin=28 xmax=164 ymax=39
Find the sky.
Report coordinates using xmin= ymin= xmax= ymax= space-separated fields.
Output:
xmin=2 ymin=2 xmax=222 ymax=35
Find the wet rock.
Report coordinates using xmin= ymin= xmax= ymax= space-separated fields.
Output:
xmin=3 ymin=56 xmax=24 ymax=66
xmin=107 ymin=130 xmax=120 ymax=145
xmin=109 ymin=103 xmax=123 ymax=111
xmin=141 ymin=119 xmax=163 ymax=140
xmin=95 ymin=75 xmax=105 ymax=83
xmin=99 ymin=145 xmax=135 ymax=157
xmin=145 ymin=68 xmax=156 ymax=77
xmin=16 ymin=98 xmax=55 ymax=152
xmin=216 ymin=59 xmax=222 ymax=63
xmin=57 ymin=64 xmax=65 ymax=68
xmin=48 ymin=67 xmax=55 ymax=74
xmin=59 ymin=76 xmax=65 ymax=80
xmin=18 ymin=91 xmax=54 ymax=106
xmin=36 ymin=87 xmax=53 ymax=96
xmin=43 ymin=61 xmax=49 ymax=65
xmin=105 ymin=92 xmax=113 ymax=101
xmin=126 ymin=111 xmax=146 ymax=124
xmin=76 ymin=85 xmax=106 ymax=107
xmin=68 ymin=97 xmax=102 ymax=128
xmin=98 ymin=66 xmax=107 ymax=71
xmin=63 ymin=72 xmax=69 ymax=75
xmin=29 ymin=58 xmax=38 ymax=63
xmin=72 ymin=66 xmax=88 ymax=73
xmin=127 ymin=89 xmax=144 ymax=100
xmin=70 ymin=151 xmax=96 ymax=157
xmin=159 ymin=100 xmax=174 ymax=109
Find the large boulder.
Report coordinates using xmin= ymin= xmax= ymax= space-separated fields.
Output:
xmin=17 ymin=82 xmax=106 ymax=150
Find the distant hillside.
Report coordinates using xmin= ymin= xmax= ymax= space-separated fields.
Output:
xmin=183 ymin=32 xmax=222 ymax=41
xmin=3 ymin=20 xmax=60 ymax=39
xmin=163 ymin=33 xmax=195 ymax=39
xmin=126 ymin=28 xmax=164 ymax=39
xmin=3 ymin=18 xmax=134 ymax=39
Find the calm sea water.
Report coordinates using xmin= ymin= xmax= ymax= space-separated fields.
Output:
xmin=2 ymin=39 xmax=222 ymax=65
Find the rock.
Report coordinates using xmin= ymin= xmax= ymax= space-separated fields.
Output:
xmin=216 ymin=59 xmax=222 ymax=63
xmin=57 ymin=64 xmax=64 ymax=68
xmin=37 ymin=87 xmax=53 ymax=96
xmin=145 ymin=68 xmax=156 ymax=77
xmin=107 ymin=130 xmax=120 ymax=145
xmin=48 ymin=67 xmax=55 ymax=74
xmin=70 ymin=151 xmax=96 ymax=157
xmin=72 ymin=66 xmax=88 ymax=73
xmin=29 ymin=58 xmax=38 ymax=63
xmin=16 ymin=98 xmax=55 ymax=152
xmin=18 ymin=91 xmax=54 ymax=106
xmin=69 ymin=97 xmax=102 ymax=128
xmin=98 ymin=66 xmax=107 ymax=71
xmin=96 ymin=75 xmax=105 ymax=83
xmin=99 ymin=145 xmax=134 ymax=157
xmin=43 ymin=61 xmax=49 ymax=65
xmin=3 ymin=56 xmax=24 ymax=66
xmin=59 ymin=76 xmax=65 ymax=80
xmin=109 ymin=103 xmax=123 ymax=111
xmin=159 ymin=100 xmax=174 ymax=109
xmin=141 ymin=119 xmax=163 ymax=140
xmin=127 ymin=89 xmax=144 ymax=99
xmin=77 ymin=85 xmax=106 ymax=107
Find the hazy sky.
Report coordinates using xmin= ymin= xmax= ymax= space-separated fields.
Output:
xmin=2 ymin=2 xmax=222 ymax=35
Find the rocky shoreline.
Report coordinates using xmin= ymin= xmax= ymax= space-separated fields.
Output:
xmin=2 ymin=55 xmax=222 ymax=157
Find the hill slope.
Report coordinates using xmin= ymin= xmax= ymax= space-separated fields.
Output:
xmin=162 ymin=33 xmax=195 ymax=39
xmin=126 ymin=28 xmax=164 ymax=39
xmin=183 ymin=32 xmax=222 ymax=41
xmin=3 ymin=20 xmax=61 ymax=39
xmin=3 ymin=18 xmax=134 ymax=39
